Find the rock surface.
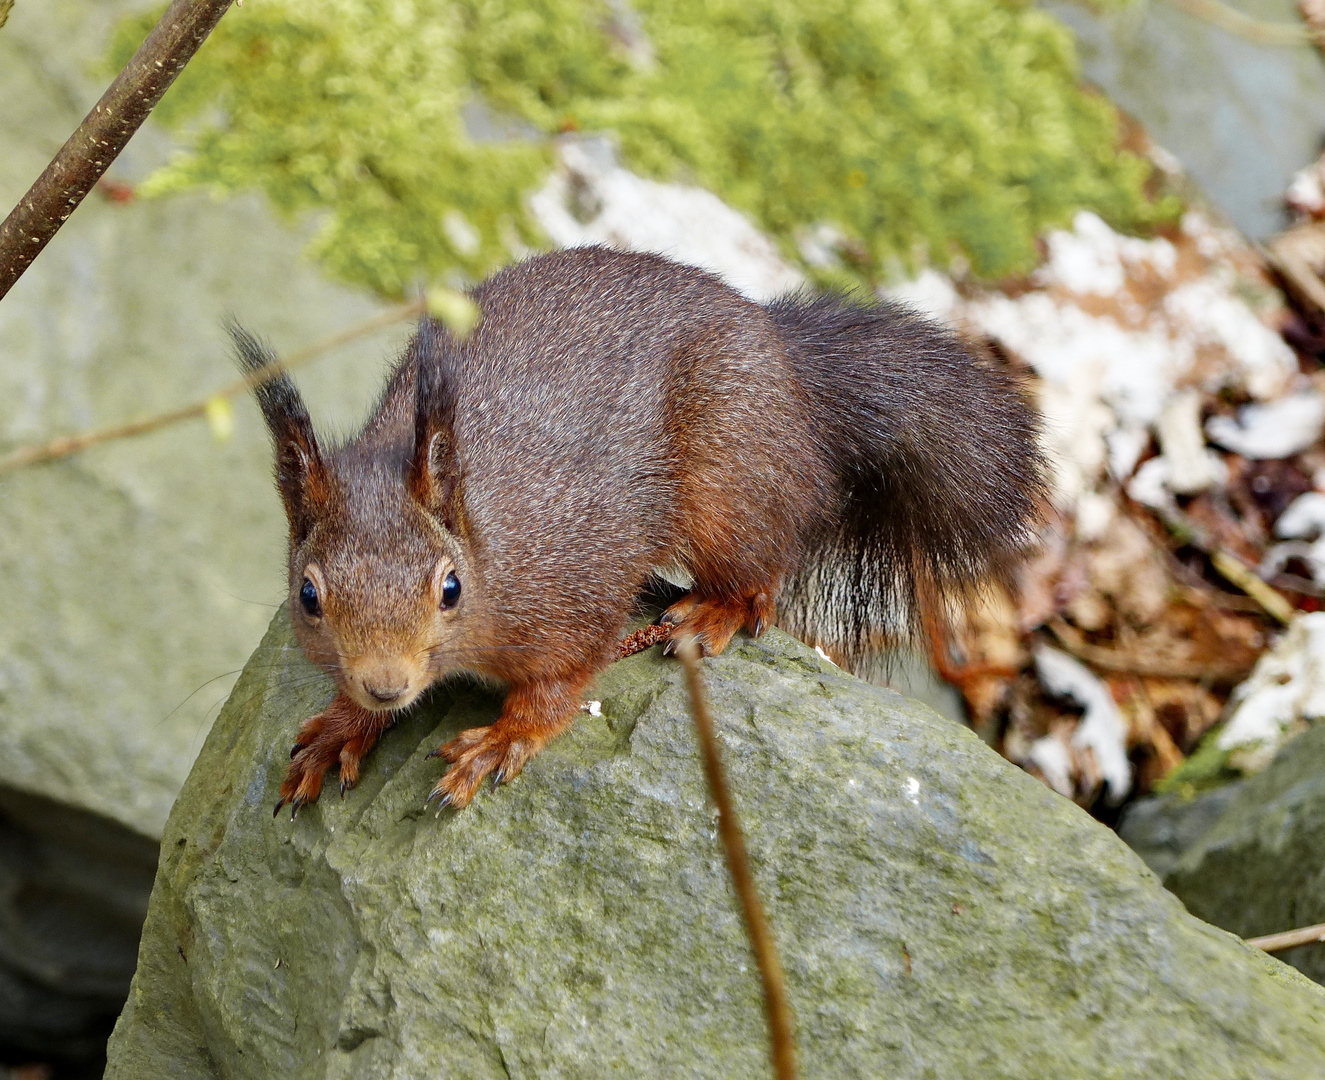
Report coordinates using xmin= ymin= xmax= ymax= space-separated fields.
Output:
xmin=1163 ymin=724 xmax=1325 ymax=986
xmin=2 ymin=8 xmax=407 ymax=1065
xmin=1050 ymin=0 xmax=1325 ymax=240
xmin=0 ymin=0 xmax=406 ymax=840
xmin=107 ymin=614 xmax=1325 ymax=1078
xmin=1117 ymin=782 xmax=1243 ymax=881
xmin=0 ymin=785 xmax=158 ymax=1067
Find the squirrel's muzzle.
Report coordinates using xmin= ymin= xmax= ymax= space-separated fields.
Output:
xmin=342 ymin=657 xmax=424 ymax=712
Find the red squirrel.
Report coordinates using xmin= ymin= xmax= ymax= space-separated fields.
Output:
xmin=234 ymin=246 xmax=1043 ymax=815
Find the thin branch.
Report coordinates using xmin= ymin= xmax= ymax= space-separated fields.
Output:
xmin=1047 ymin=619 xmax=1254 ymax=683
xmin=1164 ymin=0 xmax=1319 ymax=46
xmin=0 ymin=0 xmax=233 ymax=302
xmin=674 ymin=635 xmax=797 ymax=1080
xmin=0 ymin=301 xmax=423 ymax=474
xmin=1148 ymin=500 xmax=1297 ymax=624
xmin=1247 ymin=922 xmax=1325 ymax=952
xmin=1208 ymin=549 xmax=1296 ymax=625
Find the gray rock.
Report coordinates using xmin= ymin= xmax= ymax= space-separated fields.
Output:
xmin=0 ymin=784 xmax=157 ymax=1066
xmin=1117 ymin=782 xmax=1244 ymax=880
xmin=107 ymin=614 xmax=1325 ymax=1078
xmin=1 ymin=9 xmax=408 ymax=1063
xmin=1049 ymin=0 xmax=1325 ymax=241
xmin=0 ymin=0 xmax=407 ymax=840
xmin=1164 ymin=724 xmax=1325 ymax=986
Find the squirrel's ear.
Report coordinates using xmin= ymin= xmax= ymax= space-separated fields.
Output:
xmin=407 ymin=320 xmax=463 ymax=533
xmin=230 ymin=323 xmax=332 ymax=544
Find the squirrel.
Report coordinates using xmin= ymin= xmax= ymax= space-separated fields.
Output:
xmin=233 ymin=246 xmax=1044 ymax=815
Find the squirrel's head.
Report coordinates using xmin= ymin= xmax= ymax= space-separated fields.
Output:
xmin=234 ymin=321 xmax=477 ymax=714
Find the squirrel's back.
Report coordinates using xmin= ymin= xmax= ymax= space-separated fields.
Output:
xmin=331 ymin=246 xmax=1041 ymax=668
xmin=399 ymin=248 xmax=832 ymax=665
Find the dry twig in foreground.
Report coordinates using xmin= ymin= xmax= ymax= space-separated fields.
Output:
xmin=1246 ymin=923 xmax=1325 ymax=953
xmin=0 ymin=301 xmax=423 ymax=474
xmin=0 ymin=0 xmax=235 ymax=302
xmin=674 ymin=634 xmax=798 ymax=1080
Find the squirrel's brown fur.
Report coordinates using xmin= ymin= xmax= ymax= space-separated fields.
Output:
xmin=235 ymin=246 xmax=1044 ymax=814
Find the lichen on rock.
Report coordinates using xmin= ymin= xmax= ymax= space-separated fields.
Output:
xmin=107 ymin=611 xmax=1325 ymax=1078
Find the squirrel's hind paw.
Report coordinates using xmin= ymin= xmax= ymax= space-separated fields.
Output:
xmin=660 ymin=588 xmax=776 ymax=657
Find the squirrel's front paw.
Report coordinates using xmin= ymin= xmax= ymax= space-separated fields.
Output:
xmin=425 ymin=725 xmax=539 ymax=810
xmin=274 ymin=695 xmax=389 ymax=820
xmin=425 ymin=679 xmax=587 ymax=811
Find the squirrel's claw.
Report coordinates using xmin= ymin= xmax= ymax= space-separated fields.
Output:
xmin=662 ymin=632 xmax=708 ymax=658
xmin=424 ymin=785 xmax=453 ymax=815
xmin=273 ymin=791 xmax=307 ymax=819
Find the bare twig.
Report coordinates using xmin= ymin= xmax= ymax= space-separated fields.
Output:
xmin=1164 ymin=0 xmax=1319 ymax=45
xmin=1265 ymin=238 xmax=1325 ymax=316
xmin=0 ymin=0 xmax=233 ymax=302
xmin=674 ymin=635 xmax=797 ymax=1080
xmin=1149 ymin=500 xmax=1296 ymax=624
xmin=1047 ymin=619 xmax=1254 ymax=683
xmin=1208 ymin=550 xmax=1296 ymax=625
xmin=0 ymin=301 xmax=423 ymax=474
xmin=1247 ymin=922 xmax=1325 ymax=952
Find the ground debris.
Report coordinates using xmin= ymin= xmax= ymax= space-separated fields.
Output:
xmin=910 ymin=173 xmax=1325 ymax=812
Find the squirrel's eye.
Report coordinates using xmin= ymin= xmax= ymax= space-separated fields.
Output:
xmin=440 ymin=570 xmax=461 ymax=610
xmin=299 ymin=578 xmax=322 ymax=618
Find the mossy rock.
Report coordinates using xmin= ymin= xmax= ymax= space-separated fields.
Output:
xmin=1163 ymin=724 xmax=1325 ymax=987
xmin=106 ymin=612 xmax=1325 ymax=1077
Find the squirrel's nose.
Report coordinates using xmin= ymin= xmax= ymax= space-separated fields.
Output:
xmin=363 ymin=683 xmax=407 ymax=704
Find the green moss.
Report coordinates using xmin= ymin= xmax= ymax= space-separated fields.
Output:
xmin=112 ymin=0 xmax=1175 ymax=298
xmin=1155 ymin=724 xmax=1239 ymax=796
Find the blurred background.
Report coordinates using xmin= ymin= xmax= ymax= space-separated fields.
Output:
xmin=6 ymin=0 xmax=1325 ymax=1074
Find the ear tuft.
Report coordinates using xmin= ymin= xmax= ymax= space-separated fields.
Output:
xmin=229 ymin=321 xmax=331 ymax=544
xmin=407 ymin=319 xmax=464 ymax=532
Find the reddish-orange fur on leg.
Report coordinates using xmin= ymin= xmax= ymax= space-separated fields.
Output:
xmin=277 ymin=692 xmax=394 ymax=818
xmin=427 ymin=674 xmax=590 ymax=810
xmin=660 ymin=586 xmax=777 ymax=657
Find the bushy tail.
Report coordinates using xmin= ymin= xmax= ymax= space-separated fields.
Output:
xmin=767 ymin=293 xmax=1046 ymax=660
